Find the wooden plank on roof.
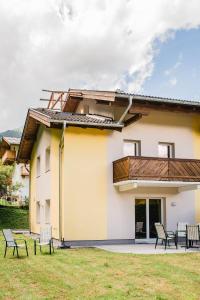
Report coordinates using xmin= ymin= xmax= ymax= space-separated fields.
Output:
xmin=29 ymin=110 xmax=50 ymax=127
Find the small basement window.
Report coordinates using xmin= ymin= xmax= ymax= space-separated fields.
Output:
xmin=45 ymin=147 xmax=50 ymax=172
xmin=45 ymin=199 xmax=50 ymax=224
xmin=36 ymin=156 xmax=41 ymax=177
xmin=36 ymin=201 xmax=40 ymax=224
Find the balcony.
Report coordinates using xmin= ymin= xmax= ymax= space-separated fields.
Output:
xmin=2 ymin=150 xmax=16 ymax=165
xmin=113 ymin=156 xmax=200 ymax=190
xmin=21 ymin=165 xmax=29 ymax=177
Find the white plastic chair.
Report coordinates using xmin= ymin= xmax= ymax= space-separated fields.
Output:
xmin=34 ymin=225 xmax=54 ymax=255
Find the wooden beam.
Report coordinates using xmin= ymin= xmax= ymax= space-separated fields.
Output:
xmin=124 ymin=114 xmax=142 ymax=127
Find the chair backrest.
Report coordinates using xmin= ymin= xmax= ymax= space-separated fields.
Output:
xmin=155 ymin=223 xmax=166 ymax=239
xmin=186 ymin=225 xmax=200 ymax=241
xmin=2 ymin=229 xmax=16 ymax=247
xmin=40 ymin=225 xmax=52 ymax=243
xmin=177 ymin=222 xmax=188 ymax=237
xmin=136 ymin=222 xmax=143 ymax=233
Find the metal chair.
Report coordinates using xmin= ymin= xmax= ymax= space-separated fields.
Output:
xmin=2 ymin=229 xmax=28 ymax=258
xmin=34 ymin=225 xmax=54 ymax=255
xmin=155 ymin=223 xmax=177 ymax=250
xmin=186 ymin=225 xmax=200 ymax=249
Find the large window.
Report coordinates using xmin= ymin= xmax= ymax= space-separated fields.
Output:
xmin=45 ymin=147 xmax=50 ymax=172
xmin=36 ymin=156 xmax=41 ymax=177
xmin=158 ymin=142 xmax=175 ymax=158
xmin=45 ymin=199 xmax=50 ymax=224
xmin=123 ymin=140 xmax=141 ymax=156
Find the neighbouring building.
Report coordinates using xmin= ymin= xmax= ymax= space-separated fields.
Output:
xmin=0 ymin=137 xmax=29 ymax=204
xmin=17 ymin=89 xmax=200 ymax=246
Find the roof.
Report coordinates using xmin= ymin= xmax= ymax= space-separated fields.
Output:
xmin=18 ymin=88 xmax=200 ymax=163
xmin=17 ymin=108 xmax=124 ymax=162
xmin=2 ymin=137 xmax=21 ymax=145
xmin=117 ymin=91 xmax=200 ymax=107
xmin=34 ymin=108 xmax=122 ymax=127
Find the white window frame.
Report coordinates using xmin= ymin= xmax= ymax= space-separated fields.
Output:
xmin=123 ymin=139 xmax=141 ymax=157
xmin=158 ymin=142 xmax=175 ymax=158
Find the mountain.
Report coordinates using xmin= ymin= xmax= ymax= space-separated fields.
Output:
xmin=0 ymin=127 xmax=23 ymax=139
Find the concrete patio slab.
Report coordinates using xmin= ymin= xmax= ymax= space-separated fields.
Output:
xmin=96 ymin=244 xmax=200 ymax=254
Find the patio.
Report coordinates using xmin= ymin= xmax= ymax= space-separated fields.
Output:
xmin=97 ymin=243 xmax=200 ymax=254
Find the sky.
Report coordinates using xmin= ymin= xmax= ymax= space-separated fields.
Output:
xmin=0 ymin=0 xmax=200 ymax=131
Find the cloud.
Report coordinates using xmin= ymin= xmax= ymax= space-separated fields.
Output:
xmin=169 ymin=78 xmax=177 ymax=86
xmin=0 ymin=0 xmax=200 ymax=130
xmin=164 ymin=53 xmax=183 ymax=76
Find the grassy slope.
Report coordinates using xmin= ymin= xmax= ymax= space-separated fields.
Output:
xmin=0 ymin=237 xmax=200 ymax=300
xmin=0 ymin=206 xmax=29 ymax=230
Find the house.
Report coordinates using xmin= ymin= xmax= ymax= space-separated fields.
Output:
xmin=17 ymin=89 xmax=200 ymax=246
xmin=0 ymin=137 xmax=29 ymax=204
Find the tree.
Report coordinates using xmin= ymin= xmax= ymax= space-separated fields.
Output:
xmin=0 ymin=161 xmax=13 ymax=196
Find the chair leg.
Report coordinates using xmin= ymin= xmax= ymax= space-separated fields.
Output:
xmin=165 ymin=239 xmax=167 ymax=250
xmin=26 ymin=244 xmax=29 ymax=257
xmin=4 ymin=245 xmax=7 ymax=258
xmin=52 ymin=240 xmax=54 ymax=253
xmin=49 ymin=242 xmax=52 ymax=255
xmin=16 ymin=247 xmax=19 ymax=258
xmin=34 ymin=241 xmax=36 ymax=255
xmin=13 ymin=247 xmax=15 ymax=256
xmin=155 ymin=238 xmax=158 ymax=249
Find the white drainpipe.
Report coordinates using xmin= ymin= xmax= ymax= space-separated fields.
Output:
xmin=118 ymin=95 xmax=133 ymax=124
xmin=59 ymin=121 xmax=67 ymax=243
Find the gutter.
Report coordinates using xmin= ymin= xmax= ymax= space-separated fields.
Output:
xmin=59 ymin=121 xmax=67 ymax=243
xmin=50 ymin=119 xmax=124 ymax=129
xmin=118 ymin=95 xmax=133 ymax=124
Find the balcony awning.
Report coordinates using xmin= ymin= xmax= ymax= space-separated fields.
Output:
xmin=114 ymin=180 xmax=200 ymax=192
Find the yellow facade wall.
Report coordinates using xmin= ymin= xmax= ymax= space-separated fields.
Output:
xmin=193 ymin=116 xmax=200 ymax=223
xmin=62 ymin=127 xmax=110 ymax=241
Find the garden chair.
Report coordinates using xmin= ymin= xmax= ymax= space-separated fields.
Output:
xmin=34 ymin=225 xmax=54 ymax=255
xmin=2 ymin=229 xmax=28 ymax=258
xmin=176 ymin=222 xmax=188 ymax=246
xmin=155 ymin=223 xmax=177 ymax=250
xmin=186 ymin=225 xmax=200 ymax=249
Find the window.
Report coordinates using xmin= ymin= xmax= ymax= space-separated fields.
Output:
xmin=45 ymin=200 xmax=50 ymax=224
xmin=36 ymin=156 xmax=41 ymax=177
xmin=158 ymin=143 xmax=175 ymax=158
xmin=45 ymin=147 xmax=50 ymax=172
xmin=123 ymin=140 xmax=141 ymax=156
xmin=36 ymin=201 xmax=40 ymax=224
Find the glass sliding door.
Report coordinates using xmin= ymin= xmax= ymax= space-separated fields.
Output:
xmin=135 ymin=198 xmax=163 ymax=240
xmin=135 ymin=199 xmax=147 ymax=239
xmin=149 ymin=199 xmax=161 ymax=238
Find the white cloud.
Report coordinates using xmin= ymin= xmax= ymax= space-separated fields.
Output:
xmin=0 ymin=0 xmax=200 ymax=130
xmin=169 ymin=78 xmax=177 ymax=86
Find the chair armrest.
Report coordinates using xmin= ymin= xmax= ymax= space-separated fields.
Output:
xmin=14 ymin=239 xmax=27 ymax=245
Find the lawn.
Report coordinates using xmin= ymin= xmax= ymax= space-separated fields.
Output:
xmin=0 ymin=205 xmax=29 ymax=230
xmin=0 ymin=236 xmax=200 ymax=300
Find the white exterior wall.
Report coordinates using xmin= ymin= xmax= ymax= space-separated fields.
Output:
xmin=12 ymin=163 xmax=29 ymax=199
xmin=107 ymin=111 xmax=196 ymax=239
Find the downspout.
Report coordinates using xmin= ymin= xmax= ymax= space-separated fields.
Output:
xmin=118 ymin=95 xmax=133 ymax=124
xmin=59 ymin=121 xmax=67 ymax=244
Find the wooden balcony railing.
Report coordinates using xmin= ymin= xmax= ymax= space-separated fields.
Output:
xmin=113 ymin=156 xmax=200 ymax=183
xmin=2 ymin=150 xmax=16 ymax=165
xmin=21 ymin=165 xmax=29 ymax=177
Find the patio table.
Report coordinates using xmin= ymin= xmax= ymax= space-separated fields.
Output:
xmin=175 ymin=230 xmax=187 ymax=248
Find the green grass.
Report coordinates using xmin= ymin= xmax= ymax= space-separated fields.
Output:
xmin=0 ymin=205 xmax=29 ymax=230
xmin=0 ymin=237 xmax=200 ymax=300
